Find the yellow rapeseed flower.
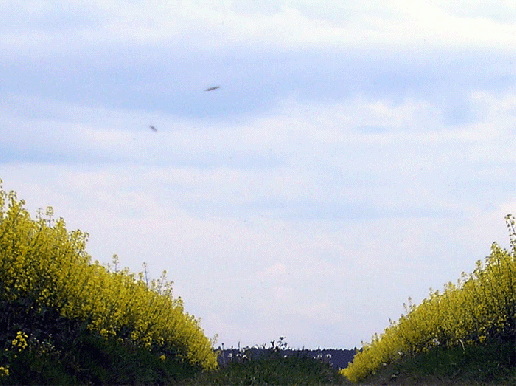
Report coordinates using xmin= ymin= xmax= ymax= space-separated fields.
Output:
xmin=0 ymin=366 xmax=9 ymax=377
xmin=0 ymin=185 xmax=218 ymax=371
xmin=11 ymin=331 xmax=28 ymax=352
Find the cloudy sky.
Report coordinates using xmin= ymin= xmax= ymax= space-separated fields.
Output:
xmin=2 ymin=1 xmax=516 ymax=349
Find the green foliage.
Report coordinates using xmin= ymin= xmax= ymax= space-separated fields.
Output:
xmin=358 ymin=339 xmax=516 ymax=385
xmin=181 ymin=347 xmax=349 ymax=385
xmin=0 ymin=325 xmax=200 ymax=385
xmin=180 ymin=338 xmax=350 ymax=385
xmin=342 ymin=214 xmax=516 ymax=383
xmin=0 ymin=180 xmax=217 ymax=384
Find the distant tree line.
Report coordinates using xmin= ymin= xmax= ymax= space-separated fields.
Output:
xmin=217 ymin=346 xmax=356 ymax=370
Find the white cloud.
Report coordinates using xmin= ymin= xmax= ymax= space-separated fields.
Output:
xmin=2 ymin=4 xmax=516 ymax=348
xmin=256 ymin=262 xmax=288 ymax=279
xmin=5 ymin=89 xmax=514 ymax=222
xmin=2 ymin=1 xmax=516 ymax=57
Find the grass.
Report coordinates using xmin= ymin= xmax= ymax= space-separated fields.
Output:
xmin=0 ymin=300 xmax=201 ymax=385
xmin=356 ymin=338 xmax=516 ymax=386
xmin=179 ymin=350 xmax=351 ymax=385
xmin=0 ymin=323 xmax=352 ymax=385
xmin=0 ymin=296 xmax=349 ymax=385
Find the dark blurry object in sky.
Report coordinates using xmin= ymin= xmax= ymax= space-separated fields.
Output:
xmin=205 ymin=86 xmax=220 ymax=91
xmin=149 ymin=125 xmax=157 ymax=132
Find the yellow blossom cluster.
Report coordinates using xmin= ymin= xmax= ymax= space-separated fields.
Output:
xmin=342 ymin=221 xmax=516 ymax=383
xmin=11 ymin=331 xmax=28 ymax=353
xmin=0 ymin=182 xmax=217 ymax=370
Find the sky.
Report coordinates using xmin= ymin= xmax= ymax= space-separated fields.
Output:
xmin=2 ymin=0 xmax=516 ymax=350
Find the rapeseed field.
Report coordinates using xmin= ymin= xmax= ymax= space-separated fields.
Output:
xmin=0 ymin=180 xmax=217 ymax=384
xmin=342 ymin=215 xmax=516 ymax=383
